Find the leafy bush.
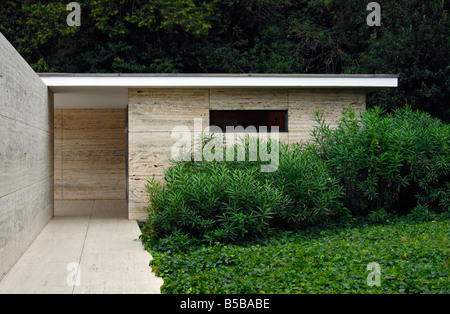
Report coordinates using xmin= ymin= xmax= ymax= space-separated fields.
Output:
xmin=142 ymin=106 xmax=450 ymax=295
xmin=265 ymin=142 xmax=343 ymax=227
xmin=388 ymin=108 xmax=450 ymax=213
xmin=144 ymin=160 xmax=289 ymax=248
xmin=142 ymin=106 xmax=449 ymax=250
xmin=142 ymin=136 xmax=344 ymax=248
xmin=313 ymin=106 xmax=450 ymax=216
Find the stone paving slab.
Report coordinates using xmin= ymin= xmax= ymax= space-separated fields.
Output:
xmin=0 ymin=200 xmax=163 ymax=294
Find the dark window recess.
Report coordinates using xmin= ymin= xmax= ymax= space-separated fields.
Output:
xmin=209 ymin=110 xmax=287 ymax=132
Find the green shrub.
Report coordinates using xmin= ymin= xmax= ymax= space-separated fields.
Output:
xmin=265 ymin=142 xmax=343 ymax=227
xmin=407 ymin=204 xmax=438 ymax=222
xmin=144 ymin=160 xmax=289 ymax=248
xmin=142 ymin=135 xmax=344 ymax=248
xmin=313 ymin=106 xmax=450 ymax=216
xmin=388 ymin=108 xmax=450 ymax=213
xmin=142 ymin=106 xmax=449 ymax=250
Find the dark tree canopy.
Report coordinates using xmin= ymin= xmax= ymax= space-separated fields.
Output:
xmin=1 ymin=0 xmax=449 ymax=121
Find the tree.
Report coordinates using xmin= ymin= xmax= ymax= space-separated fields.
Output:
xmin=361 ymin=0 xmax=450 ymax=122
xmin=0 ymin=0 xmax=448 ymax=120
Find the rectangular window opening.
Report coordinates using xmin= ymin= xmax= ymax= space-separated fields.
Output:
xmin=209 ymin=110 xmax=288 ymax=132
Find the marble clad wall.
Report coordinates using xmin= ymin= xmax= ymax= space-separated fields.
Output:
xmin=54 ymin=109 xmax=126 ymax=201
xmin=127 ymin=87 xmax=365 ymax=220
xmin=0 ymin=33 xmax=54 ymax=280
xmin=127 ymin=88 xmax=209 ymax=220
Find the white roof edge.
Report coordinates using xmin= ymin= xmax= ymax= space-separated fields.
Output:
xmin=39 ymin=74 xmax=398 ymax=88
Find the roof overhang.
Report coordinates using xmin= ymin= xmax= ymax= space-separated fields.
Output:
xmin=40 ymin=73 xmax=398 ymax=90
xmin=38 ymin=73 xmax=398 ymax=109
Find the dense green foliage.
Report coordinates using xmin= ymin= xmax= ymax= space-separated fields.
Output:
xmin=144 ymin=159 xmax=288 ymax=246
xmin=142 ymin=107 xmax=449 ymax=250
xmin=143 ymin=138 xmax=343 ymax=248
xmin=143 ymin=135 xmax=348 ymax=249
xmin=1 ymin=0 xmax=449 ymax=120
xmin=148 ymin=217 xmax=450 ymax=294
xmin=268 ymin=142 xmax=343 ymax=227
xmin=143 ymin=106 xmax=450 ymax=294
xmin=313 ymin=106 xmax=450 ymax=217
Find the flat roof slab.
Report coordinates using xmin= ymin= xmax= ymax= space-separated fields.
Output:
xmin=38 ymin=73 xmax=398 ymax=109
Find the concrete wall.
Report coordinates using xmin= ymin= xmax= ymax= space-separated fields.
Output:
xmin=54 ymin=109 xmax=126 ymax=200
xmin=0 ymin=33 xmax=54 ymax=279
xmin=127 ymin=87 xmax=365 ymax=220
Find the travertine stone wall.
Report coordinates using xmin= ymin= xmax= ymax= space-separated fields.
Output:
xmin=128 ymin=89 xmax=209 ymax=220
xmin=127 ymin=87 xmax=365 ymax=220
xmin=288 ymin=88 xmax=366 ymax=143
xmin=54 ymin=109 xmax=126 ymax=200
xmin=0 ymin=33 xmax=54 ymax=279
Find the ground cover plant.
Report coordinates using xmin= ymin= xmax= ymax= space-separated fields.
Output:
xmin=147 ymin=217 xmax=450 ymax=294
xmin=140 ymin=106 xmax=450 ymax=293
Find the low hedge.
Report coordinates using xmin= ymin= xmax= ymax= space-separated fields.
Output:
xmin=143 ymin=140 xmax=342 ymax=249
xmin=144 ymin=161 xmax=289 ymax=247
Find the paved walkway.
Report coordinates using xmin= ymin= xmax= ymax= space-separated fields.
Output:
xmin=0 ymin=200 xmax=163 ymax=294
